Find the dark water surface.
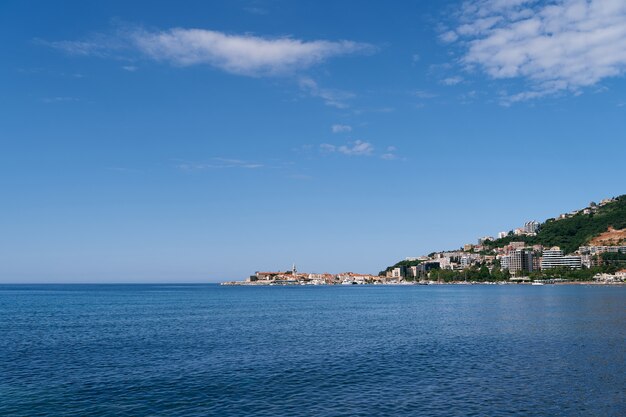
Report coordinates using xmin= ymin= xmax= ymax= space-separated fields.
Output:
xmin=0 ymin=284 xmax=624 ymax=416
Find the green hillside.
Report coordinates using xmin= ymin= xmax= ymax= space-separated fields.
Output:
xmin=483 ymin=195 xmax=626 ymax=254
xmin=379 ymin=259 xmax=422 ymax=276
xmin=380 ymin=195 xmax=626 ymax=277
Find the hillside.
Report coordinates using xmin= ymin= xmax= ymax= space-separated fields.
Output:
xmin=380 ymin=195 xmax=626 ymax=277
xmin=483 ymin=195 xmax=626 ymax=254
xmin=589 ymin=227 xmax=626 ymax=246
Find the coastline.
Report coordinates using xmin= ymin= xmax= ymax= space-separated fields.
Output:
xmin=220 ymin=280 xmax=625 ymax=286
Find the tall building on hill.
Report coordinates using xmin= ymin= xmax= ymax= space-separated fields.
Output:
xmin=501 ymin=249 xmax=533 ymax=274
xmin=540 ymin=247 xmax=582 ymax=269
xmin=523 ymin=221 xmax=540 ymax=234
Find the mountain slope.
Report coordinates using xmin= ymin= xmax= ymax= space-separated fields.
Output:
xmin=484 ymin=195 xmax=626 ymax=254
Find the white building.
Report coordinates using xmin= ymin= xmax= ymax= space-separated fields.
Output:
xmin=500 ymin=255 xmax=510 ymax=270
xmin=594 ymin=271 xmax=626 ymax=282
xmin=430 ymin=256 xmax=452 ymax=269
xmin=391 ymin=267 xmax=406 ymax=278
xmin=523 ymin=221 xmax=540 ymax=234
xmin=578 ymin=246 xmax=626 ymax=255
xmin=460 ymin=256 xmax=472 ymax=268
xmin=540 ymin=247 xmax=582 ymax=269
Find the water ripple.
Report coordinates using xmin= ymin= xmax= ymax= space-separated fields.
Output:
xmin=0 ymin=284 xmax=624 ymax=416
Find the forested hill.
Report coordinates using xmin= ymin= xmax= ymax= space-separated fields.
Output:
xmin=380 ymin=195 xmax=625 ymax=276
xmin=483 ymin=195 xmax=626 ymax=254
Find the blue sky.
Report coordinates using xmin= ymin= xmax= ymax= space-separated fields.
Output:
xmin=1 ymin=0 xmax=625 ymax=283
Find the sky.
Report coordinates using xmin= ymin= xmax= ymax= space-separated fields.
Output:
xmin=1 ymin=0 xmax=625 ymax=283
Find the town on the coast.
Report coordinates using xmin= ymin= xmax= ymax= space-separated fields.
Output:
xmin=222 ymin=196 xmax=626 ymax=286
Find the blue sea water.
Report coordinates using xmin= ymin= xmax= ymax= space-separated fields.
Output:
xmin=0 ymin=284 xmax=624 ymax=417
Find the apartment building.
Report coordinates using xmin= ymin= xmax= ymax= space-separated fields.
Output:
xmin=540 ymin=247 xmax=582 ymax=269
xmin=501 ymin=249 xmax=533 ymax=273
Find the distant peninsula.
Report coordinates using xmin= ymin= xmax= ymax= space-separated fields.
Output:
xmin=222 ymin=195 xmax=626 ymax=286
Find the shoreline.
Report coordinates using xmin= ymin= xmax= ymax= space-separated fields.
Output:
xmin=220 ymin=280 xmax=625 ymax=286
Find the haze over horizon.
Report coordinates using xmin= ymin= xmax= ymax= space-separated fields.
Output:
xmin=1 ymin=0 xmax=625 ymax=283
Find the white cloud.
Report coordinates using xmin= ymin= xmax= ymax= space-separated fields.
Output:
xmin=299 ymin=77 xmax=354 ymax=108
xmin=331 ymin=124 xmax=352 ymax=133
xmin=413 ymin=90 xmax=438 ymax=98
xmin=440 ymin=30 xmax=460 ymax=43
xmin=500 ymin=89 xmax=553 ymax=106
xmin=448 ymin=0 xmax=626 ymax=101
xmin=320 ymin=143 xmax=337 ymax=153
xmin=45 ymin=27 xmax=375 ymax=77
xmin=441 ymin=76 xmax=463 ymax=85
xmin=320 ymin=140 xmax=374 ymax=156
xmin=132 ymin=28 xmax=375 ymax=76
xmin=380 ymin=146 xmax=399 ymax=160
xmin=176 ymin=157 xmax=263 ymax=170
xmin=338 ymin=140 xmax=373 ymax=156
xmin=44 ymin=27 xmax=376 ymax=109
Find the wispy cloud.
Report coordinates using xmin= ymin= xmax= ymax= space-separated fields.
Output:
xmin=380 ymin=146 xmax=399 ymax=160
xmin=441 ymin=76 xmax=463 ymax=86
xmin=320 ymin=140 xmax=374 ymax=156
xmin=500 ymin=89 xmax=554 ymax=106
xmin=42 ymin=40 xmax=109 ymax=56
xmin=242 ymin=0 xmax=270 ymax=15
xmin=43 ymin=26 xmax=376 ymax=110
xmin=440 ymin=30 xmax=459 ymax=43
xmin=413 ymin=90 xmax=438 ymax=99
xmin=331 ymin=124 xmax=352 ymax=133
xmin=44 ymin=26 xmax=375 ymax=78
xmin=352 ymin=106 xmax=395 ymax=115
xmin=40 ymin=96 xmax=80 ymax=103
xmin=320 ymin=143 xmax=338 ymax=153
xmin=176 ymin=157 xmax=264 ymax=171
xmin=299 ymin=77 xmax=355 ymax=108
xmin=133 ymin=28 xmax=375 ymax=76
xmin=38 ymin=31 xmax=127 ymax=57
xmin=445 ymin=0 xmax=626 ymax=102
xmin=243 ymin=6 xmax=269 ymax=15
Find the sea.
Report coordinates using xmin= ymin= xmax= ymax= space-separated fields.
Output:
xmin=0 ymin=284 xmax=624 ymax=416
